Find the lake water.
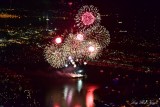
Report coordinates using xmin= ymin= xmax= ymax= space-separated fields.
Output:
xmin=1 ymin=63 xmax=160 ymax=107
xmin=44 ymin=78 xmax=98 ymax=107
xmin=0 ymin=66 xmax=103 ymax=107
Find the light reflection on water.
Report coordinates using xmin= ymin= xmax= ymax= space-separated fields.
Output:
xmin=46 ymin=79 xmax=98 ymax=107
xmin=86 ymin=86 xmax=98 ymax=107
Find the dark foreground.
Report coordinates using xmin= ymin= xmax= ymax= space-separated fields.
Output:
xmin=0 ymin=65 xmax=160 ymax=107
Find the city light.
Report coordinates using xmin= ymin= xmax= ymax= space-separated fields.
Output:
xmin=0 ymin=13 xmax=19 ymax=18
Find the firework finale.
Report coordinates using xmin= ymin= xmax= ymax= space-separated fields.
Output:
xmin=44 ymin=5 xmax=110 ymax=68
xmin=1 ymin=0 xmax=160 ymax=107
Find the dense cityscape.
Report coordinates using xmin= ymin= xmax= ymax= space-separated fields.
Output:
xmin=0 ymin=0 xmax=160 ymax=107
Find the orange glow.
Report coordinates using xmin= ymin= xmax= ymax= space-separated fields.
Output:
xmin=0 ymin=13 xmax=19 ymax=18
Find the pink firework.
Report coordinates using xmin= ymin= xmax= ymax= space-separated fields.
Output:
xmin=75 ymin=5 xmax=101 ymax=31
xmin=81 ymin=12 xmax=95 ymax=26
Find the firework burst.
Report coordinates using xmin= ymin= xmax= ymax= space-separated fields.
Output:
xmin=75 ymin=5 xmax=101 ymax=31
xmin=84 ymin=25 xmax=110 ymax=48
xmin=44 ymin=44 xmax=67 ymax=68
xmin=84 ymin=40 xmax=102 ymax=60
xmin=43 ymin=5 xmax=111 ymax=68
xmin=62 ymin=33 xmax=86 ymax=59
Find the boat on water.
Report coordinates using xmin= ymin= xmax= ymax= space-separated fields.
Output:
xmin=56 ymin=71 xmax=85 ymax=78
xmin=55 ymin=66 xmax=86 ymax=78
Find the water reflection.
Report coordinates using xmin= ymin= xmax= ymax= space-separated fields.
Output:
xmin=64 ymin=85 xmax=74 ymax=106
xmin=46 ymin=79 xmax=98 ymax=107
xmin=86 ymin=86 xmax=98 ymax=107
xmin=77 ymin=79 xmax=83 ymax=92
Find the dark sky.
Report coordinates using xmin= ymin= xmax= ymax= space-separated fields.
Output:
xmin=0 ymin=0 xmax=59 ymax=9
xmin=0 ymin=0 xmax=159 ymax=10
xmin=0 ymin=0 xmax=159 ymax=16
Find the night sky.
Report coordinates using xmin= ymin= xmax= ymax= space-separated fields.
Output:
xmin=0 ymin=0 xmax=159 ymax=12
